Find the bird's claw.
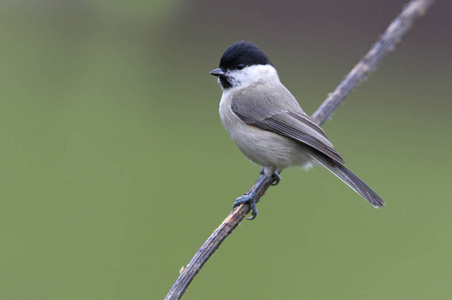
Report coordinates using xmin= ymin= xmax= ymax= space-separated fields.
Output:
xmin=232 ymin=194 xmax=258 ymax=220
xmin=246 ymin=201 xmax=258 ymax=220
xmin=231 ymin=170 xmax=281 ymax=220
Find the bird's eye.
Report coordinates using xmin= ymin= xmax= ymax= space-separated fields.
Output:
xmin=236 ymin=64 xmax=245 ymax=70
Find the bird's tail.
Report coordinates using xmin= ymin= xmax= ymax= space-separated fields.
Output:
xmin=313 ymin=157 xmax=385 ymax=208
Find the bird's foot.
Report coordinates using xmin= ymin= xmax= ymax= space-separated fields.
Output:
xmin=233 ymin=194 xmax=258 ymax=220
xmin=232 ymin=170 xmax=281 ymax=220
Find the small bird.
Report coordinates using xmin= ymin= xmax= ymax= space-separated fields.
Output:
xmin=210 ymin=41 xmax=384 ymax=219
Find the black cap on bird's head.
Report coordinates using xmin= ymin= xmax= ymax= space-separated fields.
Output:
xmin=210 ymin=41 xmax=271 ymax=77
xmin=219 ymin=41 xmax=271 ymax=70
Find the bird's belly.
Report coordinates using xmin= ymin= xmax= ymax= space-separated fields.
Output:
xmin=225 ymin=118 xmax=313 ymax=170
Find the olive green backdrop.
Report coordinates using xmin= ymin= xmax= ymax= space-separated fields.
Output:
xmin=1 ymin=1 xmax=451 ymax=299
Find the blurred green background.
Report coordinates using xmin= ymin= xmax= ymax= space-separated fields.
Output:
xmin=1 ymin=0 xmax=451 ymax=299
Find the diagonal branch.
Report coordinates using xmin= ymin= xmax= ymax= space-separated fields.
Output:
xmin=164 ymin=1 xmax=434 ymax=299
xmin=311 ymin=0 xmax=433 ymax=125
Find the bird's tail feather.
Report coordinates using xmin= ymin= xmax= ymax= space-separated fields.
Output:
xmin=313 ymin=157 xmax=385 ymax=208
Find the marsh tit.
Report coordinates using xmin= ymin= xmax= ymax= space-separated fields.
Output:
xmin=210 ymin=41 xmax=384 ymax=219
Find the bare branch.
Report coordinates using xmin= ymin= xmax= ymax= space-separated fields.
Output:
xmin=311 ymin=0 xmax=434 ymax=125
xmin=164 ymin=1 xmax=434 ymax=299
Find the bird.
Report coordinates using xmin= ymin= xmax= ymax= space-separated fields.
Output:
xmin=210 ymin=41 xmax=384 ymax=219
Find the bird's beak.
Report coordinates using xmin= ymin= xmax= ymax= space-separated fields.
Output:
xmin=210 ymin=68 xmax=225 ymax=76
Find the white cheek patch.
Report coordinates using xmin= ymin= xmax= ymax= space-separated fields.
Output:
xmin=226 ymin=65 xmax=279 ymax=88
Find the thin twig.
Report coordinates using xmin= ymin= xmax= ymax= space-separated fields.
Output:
xmin=311 ymin=0 xmax=433 ymax=125
xmin=164 ymin=1 xmax=433 ymax=299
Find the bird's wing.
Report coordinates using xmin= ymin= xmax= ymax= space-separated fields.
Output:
xmin=231 ymin=87 xmax=344 ymax=165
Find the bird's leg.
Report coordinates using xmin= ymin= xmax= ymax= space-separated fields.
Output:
xmin=233 ymin=169 xmax=282 ymax=220
xmin=260 ymin=167 xmax=281 ymax=185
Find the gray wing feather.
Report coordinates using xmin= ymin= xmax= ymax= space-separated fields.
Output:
xmin=231 ymin=84 xmax=344 ymax=164
xmin=263 ymin=113 xmax=344 ymax=164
